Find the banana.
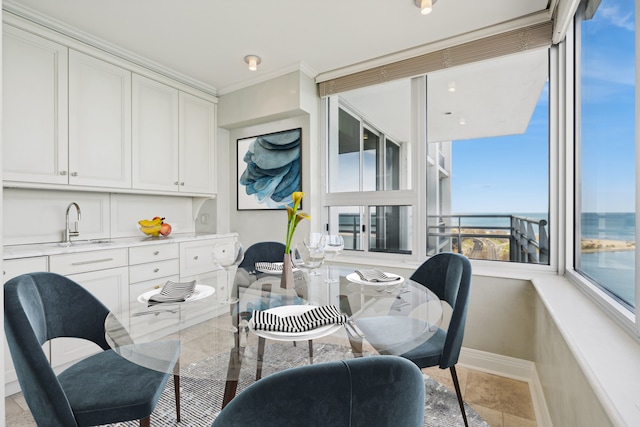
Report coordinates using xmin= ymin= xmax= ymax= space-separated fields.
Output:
xmin=139 ymin=224 xmax=162 ymax=237
xmin=138 ymin=217 xmax=164 ymax=227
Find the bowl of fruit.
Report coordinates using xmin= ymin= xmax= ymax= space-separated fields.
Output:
xmin=138 ymin=217 xmax=172 ymax=237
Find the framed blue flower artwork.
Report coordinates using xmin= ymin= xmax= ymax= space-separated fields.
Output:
xmin=237 ymin=128 xmax=302 ymax=210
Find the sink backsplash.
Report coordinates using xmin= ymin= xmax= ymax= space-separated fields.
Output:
xmin=3 ymin=188 xmax=195 ymax=246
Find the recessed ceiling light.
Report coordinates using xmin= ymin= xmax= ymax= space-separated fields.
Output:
xmin=448 ymin=82 xmax=456 ymax=92
xmin=244 ymin=55 xmax=261 ymax=71
xmin=414 ymin=0 xmax=438 ymax=15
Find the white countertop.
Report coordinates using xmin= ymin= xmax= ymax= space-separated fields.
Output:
xmin=3 ymin=232 xmax=236 ymax=260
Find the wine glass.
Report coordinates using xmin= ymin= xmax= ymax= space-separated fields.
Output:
xmin=306 ymin=232 xmax=326 ymax=251
xmin=323 ymin=234 xmax=344 ymax=283
xmin=214 ymin=240 xmax=244 ymax=305
xmin=292 ymin=240 xmax=325 ymax=276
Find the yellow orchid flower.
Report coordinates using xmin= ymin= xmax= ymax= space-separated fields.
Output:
xmin=284 ymin=192 xmax=309 ymax=253
xmin=294 ymin=211 xmax=311 ymax=226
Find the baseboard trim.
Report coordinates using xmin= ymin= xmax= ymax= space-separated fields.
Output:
xmin=459 ymin=347 xmax=553 ymax=427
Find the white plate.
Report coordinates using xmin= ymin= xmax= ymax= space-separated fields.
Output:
xmin=249 ymin=305 xmax=343 ymax=341
xmin=345 ymin=272 xmax=404 ymax=287
xmin=137 ymin=284 xmax=215 ymax=304
xmin=255 ymin=262 xmax=299 ymax=275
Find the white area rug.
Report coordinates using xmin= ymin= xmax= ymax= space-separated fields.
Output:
xmin=108 ymin=343 xmax=488 ymax=427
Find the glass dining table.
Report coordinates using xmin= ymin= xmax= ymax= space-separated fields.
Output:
xmin=104 ymin=263 xmax=443 ymax=410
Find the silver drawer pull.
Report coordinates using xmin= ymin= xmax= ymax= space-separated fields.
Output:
xmin=194 ymin=255 xmax=199 ymax=260
xmin=154 ymin=251 xmax=160 ymax=255
xmin=154 ymin=268 xmax=160 ymax=273
xmin=71 ymin=258 xmax=114 ymax=266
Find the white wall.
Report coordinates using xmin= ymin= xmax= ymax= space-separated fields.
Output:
xmin=218 ymin=70 xmax=320 ymax=251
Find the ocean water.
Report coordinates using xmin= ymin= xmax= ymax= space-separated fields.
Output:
xmin=579 ymin=212 xmax=635 ymax=308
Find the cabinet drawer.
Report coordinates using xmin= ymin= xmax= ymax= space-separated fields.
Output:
xmin=129 ymin=259 xmax=179 ymax=284
xmin=180 ymin=240 xmax=219 ymax=276
xmin=49 ymin=248 xmax=128 ymax=276
xmin=129 ymin=243 xmax=179 ymax=265
xmin=3 ymin=256 xmax=48 ymax=282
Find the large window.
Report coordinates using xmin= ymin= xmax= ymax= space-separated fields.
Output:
xmin=425 ymin=49 xmax=550 ymax=264
xmin=325 ymin=79 xmax=415 ymax=256
xmin=324 ymin=51 xmax=552 ymax=264
xmin=576 ymin=0 xmax=636 ymax=311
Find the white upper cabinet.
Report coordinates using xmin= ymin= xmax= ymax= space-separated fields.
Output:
xmin=2 ymin=18 xmax=216 ymax=197
xmin=3 ymin=25 xmax=69 ymax=184
xmin=132 ymin=74 xmax=180 ymax=191
xmin=68 ymin=50 xmax=132 ymax=188
xmin=133 ymin=75 xmax=216 ymax=196
xmin=179 ymin=92 xmax=216 ymax=195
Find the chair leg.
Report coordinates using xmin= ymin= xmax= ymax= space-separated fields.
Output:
xmin=449 ymin=365 xmax=469 ymax=427
xmin=139 ymin=416 xmax=151 ymax=427
xmin=308 ymin=339 xmax=313 ymax=364
xmin=173 ymin=373 xmax=181 ymax=422
xmin=256 ymin=336 xmax=266 ymax=380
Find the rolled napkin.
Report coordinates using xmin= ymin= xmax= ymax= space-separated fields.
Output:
xmin=252 ymin=305 xmax=348 ymax=333
xmin=354 ymin=268 xmax=400 ymax=282
xmin=148 ymin=280 xmax=196 ymax=306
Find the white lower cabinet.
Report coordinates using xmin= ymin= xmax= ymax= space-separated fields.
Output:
xmin=4 ymin=257 xmax=49 ymax=395
xmin=3 ymin=234 xmax=237 ymax=392
xmin=49 ymin=249 xmax=129 ymax=372
xmin=128 ymin=243 xmax=180 ymax=337
xmin=180 ymin=237 xmax=234 ymax=321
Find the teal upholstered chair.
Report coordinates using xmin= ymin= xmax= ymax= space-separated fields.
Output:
xmin=355 ymin=252 xmax=473 ymax=427
xmin=237 ymin=241 xmax=286 ymax=274
xmin=211 ymin=355 xmax=425 ymax=427
xmin=4 ymin=272 xmax=181 ymax=427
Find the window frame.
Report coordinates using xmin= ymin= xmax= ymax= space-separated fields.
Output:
xmin=564 ymin=1 xmax=640 ymax=337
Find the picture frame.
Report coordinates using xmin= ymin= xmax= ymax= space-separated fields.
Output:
xmin=237 ymin=128 xmax=302 ymax=210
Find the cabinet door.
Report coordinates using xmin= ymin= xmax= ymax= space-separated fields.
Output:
xmin=3 ymin=25 xmax=69 ymax=184
xmin=49 ymin=267 xmax=129 ymax=370
xmin=68 ymin=50 xmax=132 ymax=188
xmin=132 ymin=74 xmax=180 ymax=192
xmin=179 ymin=92 xmax=216 ymax=195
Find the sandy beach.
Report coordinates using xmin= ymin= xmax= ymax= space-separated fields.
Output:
xmin=580 ymin=238 xmax=635 ymax=253
xmin=450 ymin=228 xmax=635 ymax=255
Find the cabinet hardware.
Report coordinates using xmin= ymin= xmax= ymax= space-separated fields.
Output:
xmin=174 ymin=181 xmax=179 ymax=185
xmin=153 ymin=268 xmax=159 ymax=273
xmin=71 ymin=172 xmax=78 ymax=176
xmin=60 ymin=171 xmax=67 ymax=176
xmin=180 ymin=182 xmax=185 ymax=186
xmin=154 ymin=251 xmax=160 ymax=255
xmin=71 ymin=258 xmax=114 ymax=266
xmin=194 ymin=255 xmax=199 ymax=260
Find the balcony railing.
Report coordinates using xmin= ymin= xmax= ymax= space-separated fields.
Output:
xmin=426 ymin=214 xmax=549 ymax=264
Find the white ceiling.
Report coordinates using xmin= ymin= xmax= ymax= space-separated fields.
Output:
xmin=5 ymin=0 xmax=552 ymax=95
xmin=4 ymin=0 xmax=556 ymax=142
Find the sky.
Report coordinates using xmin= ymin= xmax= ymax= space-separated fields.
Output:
xmin=451 ymin=0 xmax=635 ymax=215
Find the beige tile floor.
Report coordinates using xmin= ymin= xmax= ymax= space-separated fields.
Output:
xmin=423 ymin=365 xmax=537 ymax=427
xmin=5 ymin=365 xmax=537 ymax=427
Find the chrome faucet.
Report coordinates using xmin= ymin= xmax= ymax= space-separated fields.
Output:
xmin=64 ymin=202 xmax=81 ymax=243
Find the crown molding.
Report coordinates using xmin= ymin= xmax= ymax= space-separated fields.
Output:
xmin=2 ymin=0 xmax=218 ymax=97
